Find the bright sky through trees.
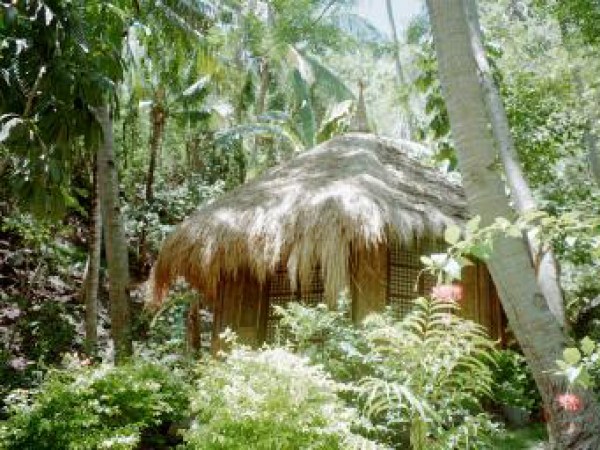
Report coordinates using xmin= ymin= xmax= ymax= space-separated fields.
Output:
xmin=356 ymin=0 xmax=423 ymax=34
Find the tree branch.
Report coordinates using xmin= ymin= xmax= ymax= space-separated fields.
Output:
xmin=23 ymin=66 xmax=46 ymax=118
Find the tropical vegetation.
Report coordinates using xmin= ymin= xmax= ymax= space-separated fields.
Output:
xmin=2 ymin=0 xmax=600 ymax=448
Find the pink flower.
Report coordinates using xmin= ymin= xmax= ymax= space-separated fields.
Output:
xmin=557 ymin=393 xmax=582 ymax=412
xmin=431 ymin=284 xmax=463 ymax=302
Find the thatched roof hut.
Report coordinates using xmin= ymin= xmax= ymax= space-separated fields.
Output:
xmin=151 ymin=133 xmax=504 ymax=345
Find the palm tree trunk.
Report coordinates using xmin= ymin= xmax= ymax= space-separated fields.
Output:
xmin=385 ymin=0 xmax=415 ymax=139
xmin=426 ymin=1 xmax=600 ymax=448
xmin=145 ymin=101 xmax=166 ymax=202
xmin=462 ymin=0 xmax=566 ymax=328
xmin=139 ymin=98 xmax=166 ymax=271
xmin=257 ymin=60 xmax=270 ymax=117
xmin=82 ymin=155 xmax=102 ymax=356
xmin=96 ymin=105 xmax=133 ymax=363
xmin=385 ymin=0 xmax=405 ymax=86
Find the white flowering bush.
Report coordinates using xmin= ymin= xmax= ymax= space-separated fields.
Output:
xmin=0 ymin=359 xmax=190 ymax=449
xmin=181 ymin=344 xmax=384 ymax=449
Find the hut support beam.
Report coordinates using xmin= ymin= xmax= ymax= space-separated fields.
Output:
xmin=351 ymin=244 xmax=387 ymax=323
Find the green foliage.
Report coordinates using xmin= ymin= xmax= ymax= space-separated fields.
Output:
xmin=488 ymin=423 xmax=548 ymax=450
xmin=412 ymin=35 xmax=455 ymax=168
xmin=0 ymin=297 xmax=76 ymax=411
xmin=0 ymin=359 xmax=190 ymax=449
xmin=555 ymin=336 xmax=600 ymax=390
xmin=274 ymin=296 xmax=373 ymax=382
xmin=123 ymin=176 xmax=224 ymax=257
xmin=14 ymin=299 xmax=77 ymax=365
xmin=536 ymin=0 xmax=600 ymax=46
xmin=0 ymin=212 xmax=84 ymax=406
xmin=360 ymin=297 xmax=499 ymax=449
xmin=0 ymin=0 xmax=130 ymax=214
xmin=180 ymin=344 xmax=380 ymax=449
xmin=492 ymin=349 xmax=540 ymax=411
xmin=0 ymin=212 xmax=80 ymax=271
xmin=502 ymin=70 xmax=585 ymax=188
xmin=275 ymin=297 xmax=501 ymax=449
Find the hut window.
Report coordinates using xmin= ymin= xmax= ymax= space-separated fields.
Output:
xmin=265 ymin=264 xmax=324 ymax=343
xmin=387 ymin=236 xmax=446 ymax=316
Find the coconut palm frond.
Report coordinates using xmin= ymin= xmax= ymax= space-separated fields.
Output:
xmin=328 ymin=12 xmax=389 ymax=44
xmin=300 ymin=51 xmax=355 ymax=101
xmin=214 ymin=123 xmax=304 ymax=152
xmin=290 ymin=69 xmax=316 ymax=148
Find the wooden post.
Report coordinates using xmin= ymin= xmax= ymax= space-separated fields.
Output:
xmin=186 ymin=295 xmax=201 ymax=354
xmin=351 ymin=244 xmax=388 ymax=323
xmin=216 ymin=269 xmax=263 ymax=347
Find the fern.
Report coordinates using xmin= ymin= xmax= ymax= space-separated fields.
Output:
xmin=360 ymin=297 xmax=499 ymax=449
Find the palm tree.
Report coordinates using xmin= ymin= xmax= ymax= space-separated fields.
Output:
xmin=425 ymin=0 xmax=600 ymax=446
xmin=95 ymin=105 xmax=133 ymax=363
xmin=213 ymin=1 xmax=356 ymax=169
xmin=82 ymin=155 xmax=102 ymax=356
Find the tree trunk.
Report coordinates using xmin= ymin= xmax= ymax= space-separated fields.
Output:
xmin=425 ymin=1 xmax=600 ymax=448
xmin=0 ymin=158 xmax=8 ymax=178
xmin=82 ymin=155 xmax=102 ymax=356
xmin=385 ymin=0 xmax=405 ymax=86
xmin=257 ymin=59 xmax=270 ymax=117
xmin=145 ymin=95 xmax=166 ymax=202
xmin=139 ymin=93 xmax=166 ymax=271
xmin=96 ymin=105 xmax=133 ymax=363
xmin=385 ymin=0 xmax=415 ymax=139
xmin=460 ymin=0 xmax=566 ymax=328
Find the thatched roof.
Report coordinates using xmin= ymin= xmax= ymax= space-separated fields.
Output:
xmin=151 ymin=133 xmax=467 ymax=305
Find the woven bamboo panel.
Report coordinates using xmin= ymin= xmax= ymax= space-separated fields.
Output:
xmin=265 ymin=265 xmax=324 ymax=343
xmin=299 ymin=267 xmax=325 ymax=306
xmin=388 ymin=237 xmax=421 ymax=316
xmin=387 ymin=236 xmax=447 ymax=317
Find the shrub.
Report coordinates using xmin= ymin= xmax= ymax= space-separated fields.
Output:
xmin=492 ymin=349 xmax=540 ymax=412
xmin=274 ymin=296 xmax=373 ymax=382
xmin=0 ymin=359 xmax=190 ymax=449
xmin=360 ymin=297 xmax=501 ymax=449
xmin=180 ymin=342 xmax=382 ymax=449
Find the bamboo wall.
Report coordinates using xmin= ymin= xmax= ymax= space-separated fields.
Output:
xmin=211 ymin=239 xmax=506 ymax=348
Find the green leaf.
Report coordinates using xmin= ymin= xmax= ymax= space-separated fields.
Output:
xmin=470 ymin=242 xmax=493 ymax=260
xmin=507 ymin=226 xmax=522 ymax=238
xmin=556 ymin=360 xmax=569 ymax=370
xmin=466 ymin=216 xmax=481 ymax=234
xmin=420 ymin=256 xmax=433 ymax=267
xmin=581 ymin=337 xmax=596 ymax=356
xmin=563 ymin=347 xmax=581 ymax=365
xmin=291 ymin=69 xmax=316 ymax=148
xmin=577 ymin=368 xmax=593 ymax=388
xmin=444 ymin=224 xmax=461 ymax=245
xmin=0 ymin=116 xmax=23 ymax=142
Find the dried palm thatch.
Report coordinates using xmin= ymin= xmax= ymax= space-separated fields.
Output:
xmin=150 ymin=133 xmax=467 ymax=307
